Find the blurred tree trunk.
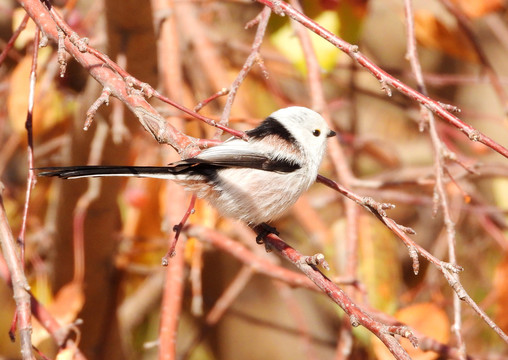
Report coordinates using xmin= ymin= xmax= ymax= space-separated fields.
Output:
xmin=52 ymin=1 xmax=157 ymax=358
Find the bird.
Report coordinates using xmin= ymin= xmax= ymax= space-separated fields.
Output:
xmin=38 ymin=106 xmax=336 ymax=226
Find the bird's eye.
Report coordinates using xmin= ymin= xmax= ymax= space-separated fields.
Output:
xmin=312 ymin=129 xmax=321 ymax=137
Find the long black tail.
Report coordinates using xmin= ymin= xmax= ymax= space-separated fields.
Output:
xmin=36 ymin=166 xmax=186 ymax=179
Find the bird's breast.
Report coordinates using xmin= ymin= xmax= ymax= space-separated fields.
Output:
xmin=204 ymin=167 xmax=315 ymax=224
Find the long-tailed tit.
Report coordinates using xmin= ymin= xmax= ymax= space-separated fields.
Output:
xmin=38 ymin=106 xmax=336 ymax=226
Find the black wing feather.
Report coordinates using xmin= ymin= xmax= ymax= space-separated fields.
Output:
xmin=179 ymin=154 xmax=300 ymax=173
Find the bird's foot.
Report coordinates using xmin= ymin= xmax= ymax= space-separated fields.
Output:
xmin=255 ymin=223 xmax=279 ymax=252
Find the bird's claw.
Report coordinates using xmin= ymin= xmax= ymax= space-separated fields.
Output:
xmin=255 ymin=223 xmax=279 ymax=243
xmin=255 ymin=223 xmax=279 ymax=248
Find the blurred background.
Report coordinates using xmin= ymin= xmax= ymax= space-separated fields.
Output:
xmin=1 ymin=0 xmax=508 ymax=359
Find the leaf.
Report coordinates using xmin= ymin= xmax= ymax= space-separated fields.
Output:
xmin=270 ymin=10 xmax=341 ymax=74
xmin=48 ymin=281 xmax=85 ymax=325
xmin=494 ymin=255 xmax=508 ymax=333
xmin=12 ymin=8 xmax=37 ymax=50
xmin=373 ymin=303 xmax=450 ymax=360
xmin=357 ymin=214 xmax=400 ymax=312
xmin=492 ymin=178 xmax=508 ymax=210
xmin=7 ymin=48 xmax=75 ymax=137
xmin=337 ymin=0 xmax=368 ymax=44
xmin=56 ymin=347 xmax=77 ymax=360
xmin=414 ymin=10 xmax=478 ymax=62
xmin=32 ymin=281 xmax=85 ymax=347
xmin=450 ymin=0 xmax=504 ymax=18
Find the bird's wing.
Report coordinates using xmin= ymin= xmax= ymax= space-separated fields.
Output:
xmin=174 ymin=140 xmax=300 ymax=173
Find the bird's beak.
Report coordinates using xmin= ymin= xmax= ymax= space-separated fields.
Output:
xmin=327 ymin=130 xmax=337 ymax=138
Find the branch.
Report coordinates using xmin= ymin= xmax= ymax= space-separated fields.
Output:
xmin=254 ymin=0 xmax=508 ymax=159
xmin=219 ymin=7 xmax=271 ymax=128
xmin=0 ymin=186 xmax=33 ymax=360
xmin=188 ymin=224 xmax=416 ymax=359
xmin=316 ymin=175 xmax=463 ymax=272
xmin=18 ymin=0 xmax=248 ymax=159
xmin=18 ymin=28 xmax=40 ymax=266
xmin=257 ymin=229 xmax=416 ymax=360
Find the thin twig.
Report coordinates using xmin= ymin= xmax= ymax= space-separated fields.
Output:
xmin=403 ymin=0 xmax=465 ymax=355
xmin=286 ymin=6 xmax=364 ymax=358
xmin=316 ymin=175 xmax=463 ymax=274
xmin=219 ymin=7 xmax=271 ymax=128
xmin=0 ymin=13 xmax=29 ymax=66
xmin=274 ymin=282 xmax=319 ymax=360
xmin=207 ymin=266 xmax=254 ymax=324
xmin=162 ymin=195 xmax=196 ymax=264
xmin=288 ymin=0 xmax=326 ymax=113
xmin=84 ymin=88 xmax=111 ymax=131
xmin=18 ymin=29 xmax=40 ymax=266
xmin=183 ymin=265 xmax=254 ymax=359
xmin=194 ymin=88 xmax=229 ymax=113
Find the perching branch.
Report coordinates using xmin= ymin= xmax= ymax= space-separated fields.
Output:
xmin=253 ymin=227 xmax=417 ymax=360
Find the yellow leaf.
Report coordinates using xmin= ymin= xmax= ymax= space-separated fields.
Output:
xmin=32 ymin=281 xmax=85 ymax=347
xmin=56 ymin=347 xmax=77 ymax=360
xmin=270 ymin=11 xmax=341 ymax=74
xmin=358 ymin=214 xmax=400 ymax=312
xmin=338 ymin=0 xmax=368 ymax=44
xmin=492 ymin=178 xmax=508 ymax=210
xmin=373 ymin=303 xmax=450 ymax=360
xmin=12 ymin=8 xmax=37 ymax=50
xmin=8 ymin=48 xmax=74 ymax=137
xmin=494 ymin=255 xmax=508 ymax=333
